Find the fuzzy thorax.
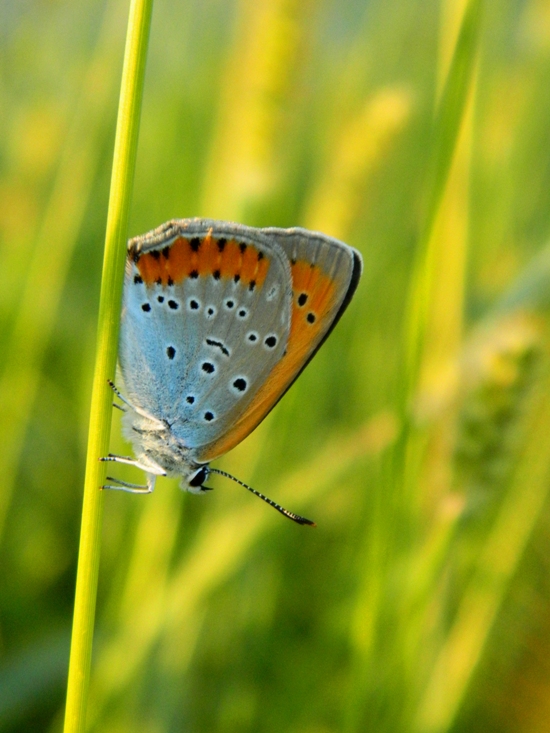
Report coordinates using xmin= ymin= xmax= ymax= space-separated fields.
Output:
xmin=121 ymin=409 xmax=205 ymax=491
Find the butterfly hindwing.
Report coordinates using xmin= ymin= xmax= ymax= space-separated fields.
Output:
xmin=196 ymin=226 xmax=362 ymax=462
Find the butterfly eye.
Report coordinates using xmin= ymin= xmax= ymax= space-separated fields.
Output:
xmin=189 ymin=466 xmax=209 ymax=487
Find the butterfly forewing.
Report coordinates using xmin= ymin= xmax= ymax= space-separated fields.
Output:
xmin=120 ymin=220 xmax=293 ymax=449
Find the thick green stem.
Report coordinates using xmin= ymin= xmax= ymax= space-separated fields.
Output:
xmin=63 ymin=1 xmax=153 ymax=731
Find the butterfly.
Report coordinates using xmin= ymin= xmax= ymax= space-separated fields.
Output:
xmin=101 ymin=219 xmax=362 ymax=525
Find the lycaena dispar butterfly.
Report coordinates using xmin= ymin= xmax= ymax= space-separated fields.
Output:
xmin=101 ymin=219 xmax=362 ymax=525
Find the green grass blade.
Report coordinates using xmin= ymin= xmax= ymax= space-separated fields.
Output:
xmin=62 ymin=1 xmax=154 ymax=731
xmin=344 ymin=2 xmax=483 ymax=730
xmin=405 ymin=0 xmax=483 ymax=397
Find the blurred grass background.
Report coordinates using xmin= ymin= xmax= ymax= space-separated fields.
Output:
xmin=3 ymin=0 xmax=550 ymax=731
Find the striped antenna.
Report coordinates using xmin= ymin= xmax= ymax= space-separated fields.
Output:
xmin=209 ymin=468 xmax=316 ymax=527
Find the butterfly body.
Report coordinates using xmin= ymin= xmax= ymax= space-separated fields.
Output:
xmin=105 ymin=218 xmax=362 ymax=515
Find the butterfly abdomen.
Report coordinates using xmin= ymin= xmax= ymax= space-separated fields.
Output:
xmin=122 ymin=410 xmax=196 ymax=478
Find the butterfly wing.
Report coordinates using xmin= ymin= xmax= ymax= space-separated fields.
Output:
xmin=119 ymin=220 xmax=293 ymax=449
xmin=196 ymin=226 xmax=362 ymax=462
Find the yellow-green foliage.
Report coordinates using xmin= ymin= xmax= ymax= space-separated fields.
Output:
xmin=2 ymin=0 xmax=550 ymax=732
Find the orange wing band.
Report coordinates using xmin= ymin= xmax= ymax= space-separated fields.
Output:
xmin=135 ymin=235 xmax=269 ymax=290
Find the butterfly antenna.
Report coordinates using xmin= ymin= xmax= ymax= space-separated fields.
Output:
xmin=209 ymin=468 xmax=316 ymax=527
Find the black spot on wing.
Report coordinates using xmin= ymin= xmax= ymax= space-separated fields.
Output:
xmin=206 ymin=338 xmax=229 ymax=357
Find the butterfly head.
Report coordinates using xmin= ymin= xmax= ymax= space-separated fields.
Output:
xmin=185 ymin=464 xmax=213 ymax=494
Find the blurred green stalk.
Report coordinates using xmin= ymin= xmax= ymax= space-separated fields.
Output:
xmin=0 ymin=0 xmax=123 ymax=546
xmin=344 ymin=1 xmax=482 ymax=730
xmin=63 ymin=1 xmax=153 ymax=731
xmin=415 ymin=353 xmax=550 ymax=732
xmin=405 ymin=0 xmax=482 ymax=400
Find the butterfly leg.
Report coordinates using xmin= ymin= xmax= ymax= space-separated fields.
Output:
xmin=100 ymin=453 xmax=166 ymax=494
xmin=107 ymin=379 xmax=165 ymax=429
xmin=100 ymin=452 xmax=167 ymax=474
xmin=102 ymin=474 xmax=157 ymax=494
